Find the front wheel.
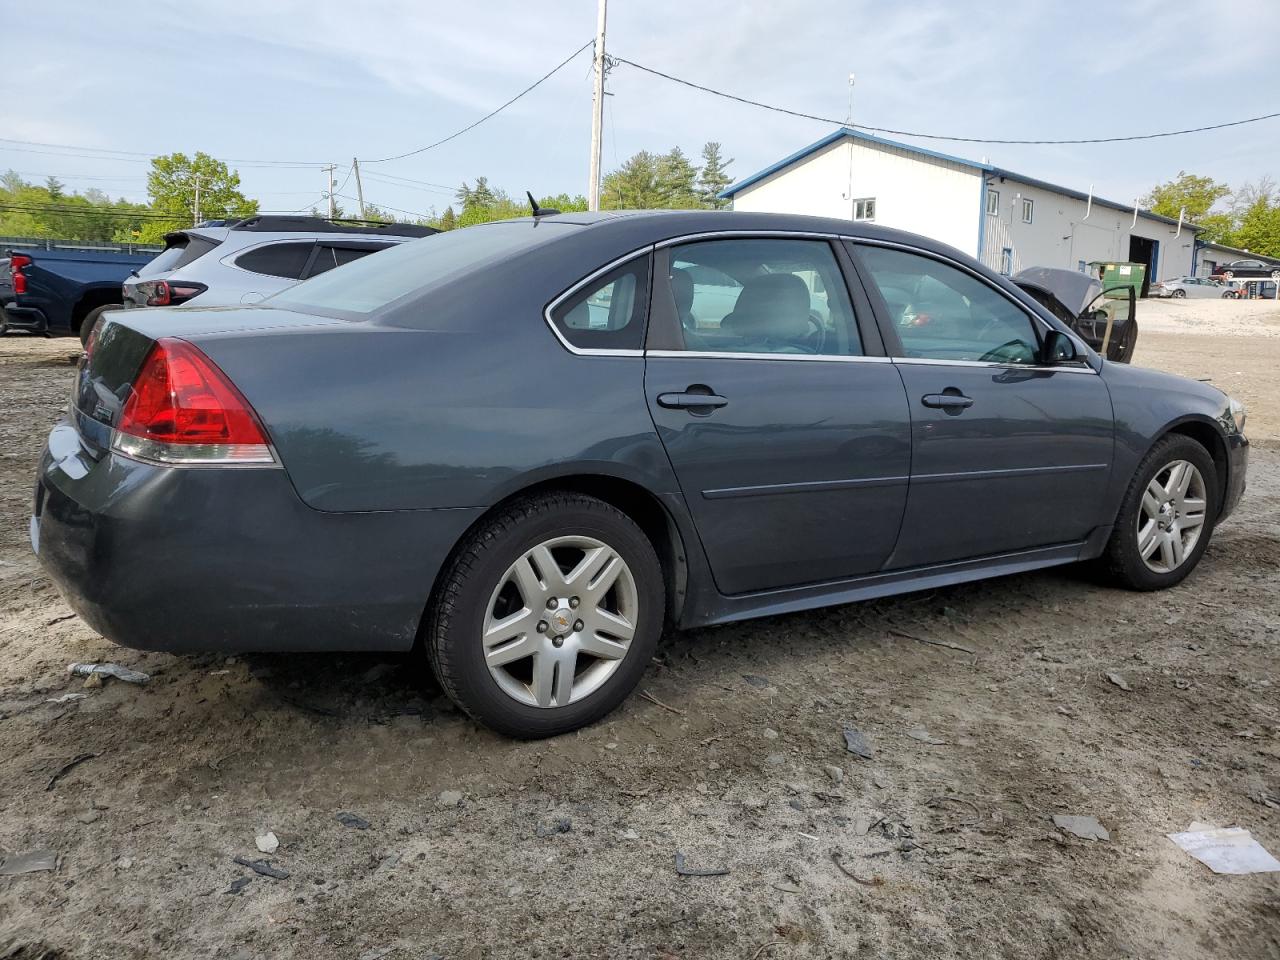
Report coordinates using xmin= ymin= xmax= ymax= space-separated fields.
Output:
xmin=1101 ymin=435 xmax=1218 ymax=590
xmin=425 ymin=492 xmax=664 ymax=738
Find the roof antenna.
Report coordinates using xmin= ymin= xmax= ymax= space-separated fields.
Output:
xmin=527 ymin=191 xmax=561 ymax=218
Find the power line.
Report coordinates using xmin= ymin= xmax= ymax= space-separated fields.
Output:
xmin=333 ymin=193 xmax=431 ymax=220
xmin=362 ymin=172 xmax=455 ymax=197
xmin=0 ymin=137 xmax=329 ymax=166
xmin=360 ymin=170 xmax=456 ymax=191
xmin=365 ymin=40 xmax=594 ymax=163
xmin=611 ymin=55 xmax=1280 ymax=146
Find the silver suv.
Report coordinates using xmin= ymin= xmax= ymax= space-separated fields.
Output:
xmin=121 ymin=216 xmax=437 ymax=311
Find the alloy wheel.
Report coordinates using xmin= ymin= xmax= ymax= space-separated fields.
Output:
xmin=1136 ymin=459 xmax=1208 ymax=574
xmin=481 ymin=535 xmax=638 ymax=708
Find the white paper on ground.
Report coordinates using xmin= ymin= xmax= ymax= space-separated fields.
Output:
xmin=1167 ymin=827 xmax=1280 ymax=875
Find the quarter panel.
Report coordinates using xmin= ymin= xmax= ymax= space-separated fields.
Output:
xmin=194 ymin=323 xmax=680 ymax=513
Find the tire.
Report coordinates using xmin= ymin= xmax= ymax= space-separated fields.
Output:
xmin=78 ymin=304 xmax=116 ymax=347
xmin=1222 ymin=292 xmax=1234 ymax=299
xmin=1101 ymin=435 xmax=1218 ymax=591
xmin=426 ymin=492 xmax=664 ymax=738
xmin=1173 ymin=288 xmax=1186 ymax=298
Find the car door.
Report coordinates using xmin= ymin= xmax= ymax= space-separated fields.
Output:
xmin=849 ymin=241 xmax=1115 ymax=569
xmin=231 ymin=240 xmax=318 ymax=303
xmin=644 ymin=236 xmax=912 ymax=595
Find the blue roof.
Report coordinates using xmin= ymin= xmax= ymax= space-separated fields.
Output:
xmin=719 ymin=127 xmax=1197 ymax=232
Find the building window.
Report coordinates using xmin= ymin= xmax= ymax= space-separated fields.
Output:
xmin=1021 ymin=198 xmax=1034 ymax=224
xmin=1077 ymin=260 xmax=1087 ymax=274
xmin=986 ymin=189 xmax=1000 ymax=216
xmin=852 ymin=197 xmax=876 ymax=221
xmin=1000 ymin=247 xmax=1013 ymax=276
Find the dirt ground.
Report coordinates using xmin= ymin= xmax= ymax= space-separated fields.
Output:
xmin=1 ymin=302 xmax=1278 ymax=959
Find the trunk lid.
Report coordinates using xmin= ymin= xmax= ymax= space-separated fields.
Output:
xmin=72 ymin=306 xmax=343 ymax=455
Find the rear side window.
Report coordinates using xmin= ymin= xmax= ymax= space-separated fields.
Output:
xmin=548 ymin=256 xmax=650 ymax=352
xmin=143 ymin=234 xmax=219 ymax=274
xmin=304 ymin=243 xmax=393 ymax=278
xmin=235 ymin=242 xmax=315 ymax=279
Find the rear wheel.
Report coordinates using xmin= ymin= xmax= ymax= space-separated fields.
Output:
xmin=426 ymin=492 xmax=664 ymax=738
xmin=1101 ymin=435 xmax=1217 ymax=590
xmin=1172 ymin=288 xmax=1186 ymax=298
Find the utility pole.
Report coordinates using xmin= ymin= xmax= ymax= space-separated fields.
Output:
xmin=193 ymin=174 xmax=201 ymax=226
xmin=324 ymin=164 xmax=337 ymax=219
xmin=352 ymin=158 xmax=367 ymax=219
xmin=588 ymin=0 xmax=607 ymax=211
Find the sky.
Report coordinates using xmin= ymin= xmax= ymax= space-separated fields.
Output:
xmin=4 ymin=0 xmax=1278 ymax=219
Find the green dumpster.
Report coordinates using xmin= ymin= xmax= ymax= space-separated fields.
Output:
xmin=1089 ymin=261 xmax=1146 ymax=298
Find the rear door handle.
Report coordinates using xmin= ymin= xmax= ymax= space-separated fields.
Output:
xmin=921 ymin=392 xmax=973 ymax=409
xmin=657 ymin=391 xmax=729 ymax=410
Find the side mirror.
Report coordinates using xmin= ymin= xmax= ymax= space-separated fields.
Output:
xmin=1042 ymin=330 xmax=1078 ymax=364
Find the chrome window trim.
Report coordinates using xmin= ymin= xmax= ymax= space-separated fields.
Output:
xmin=891 ymin=357 xmax=1097 ymax=374
xmin=845 ymin=235 xmax=1096 ymax=370
xmin=656 ymin=229 xmax=844 ymax=248
xmin=542 ymin=245 xmax=655 ymax=357
xmin=647 ymin=350 xmax=890 ymax=364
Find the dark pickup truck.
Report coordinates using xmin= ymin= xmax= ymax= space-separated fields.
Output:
xmin=4 ymin=246 xmax=159 ymax=341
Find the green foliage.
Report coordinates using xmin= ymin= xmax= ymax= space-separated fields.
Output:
xmin=1230 ymin=186 xmax=1280 ymax=257
xmin=1142 ymin=171 xmax=1229 ymax=222
xmin=0 ymin=170 xmax=155 ymax=242
xmin=140 ymin=152 xmax=257 ymax=242
xmin=601 ymin=142 xmax=734 ymax=210
xmin=698 ymin=142 xmax=733 ymax=209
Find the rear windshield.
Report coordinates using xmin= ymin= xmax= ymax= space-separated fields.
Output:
xmin=143 ymin=234 xmax=220 ymax=274
xmin=269 ymin=220 xmax=574 ymax=315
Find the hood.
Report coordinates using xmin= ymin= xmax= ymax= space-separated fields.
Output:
xmin=1013 ymin=267 xmax=1102 ymax=318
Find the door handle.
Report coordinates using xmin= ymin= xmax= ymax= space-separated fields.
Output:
xmin=921 ymin=392 xmax=974 ymax=409
xmin=657 ymin=390 xmax=729 ymax=410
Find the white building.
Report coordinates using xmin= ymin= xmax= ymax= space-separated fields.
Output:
xmin=722 ymin=128 xmax=1199 ymax=293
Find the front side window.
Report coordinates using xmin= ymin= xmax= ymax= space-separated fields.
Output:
xmin=858 ymin=245 xmax=1040 ymax=365
xmin=1021 ymin=198 xmax=1034 ymax=223
xmin=235 ymin=241 xmax=316 ymax=279
xmin=986 ymin=189 xmax=1000 ymax=216
xmin=548 ymin=256 xmax=649 ymax=352
xmin=664 ymin=238 xmax=861 ymax=356
xmin=853 ymin=197 xmax=876 ymax=221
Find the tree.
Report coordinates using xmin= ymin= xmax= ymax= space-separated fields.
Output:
xmin=1230 ymin=191 xmax=1280 ymax=258
xmin=437 ymin=206 xmax=457 ymax=231
xmin=601 ymin=151 xmax=661 ymax=209
xmin=657 ymin=147 xmax=700 ymax=208
xmin=1141 ymin=171 xmax=1230 ymax=222
xmin=141 ymin=151 xmax=257 ymax=241
xmin=698 ymin=142 xmax=733 ymax=208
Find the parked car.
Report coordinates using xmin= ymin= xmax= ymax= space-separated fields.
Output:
xmin=33 ymin=211 xmax=1248 ymax=738
xmin=0 ymin=258 xmax=12 ymax=333
xmin=1150 ymin=277 xmax=1226 ymax=299
xmin=1209 ymin=259 xmax=1280 ymax=282
xmin=4 ymin=246 xmax=157 ymax=340
xmin=1011 ymin=266 xmax=1137 ymax=363
xmin=120 ymin=216 xmax=438 ymax=318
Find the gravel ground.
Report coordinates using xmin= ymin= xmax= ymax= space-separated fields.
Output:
xmin=1 ymin=311 xmax=1278 ymax=959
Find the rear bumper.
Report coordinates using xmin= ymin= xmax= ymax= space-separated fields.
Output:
xmin=1221 ymin=432 xmax=1248 ymax=522
xmin=4 ymin=305 xmax=51 ymax=333
xmin=31 ymin=424 xmax=482 ymax=652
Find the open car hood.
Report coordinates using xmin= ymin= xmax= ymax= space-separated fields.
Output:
xmin=1012 ymin=267 xmax=1102 ymax=319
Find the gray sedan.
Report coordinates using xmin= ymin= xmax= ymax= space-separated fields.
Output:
xmin=1150 ymin=276 xmax=1228 ymax=298
xmin=32 ymin=211 xmax=1249 ymax=738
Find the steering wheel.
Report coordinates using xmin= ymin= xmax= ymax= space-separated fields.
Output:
xmin=803 ymin=312 xmax=827 ymax=352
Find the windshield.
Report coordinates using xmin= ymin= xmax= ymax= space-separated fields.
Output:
xmin=269 ymin=220 xmax=575 ymax=315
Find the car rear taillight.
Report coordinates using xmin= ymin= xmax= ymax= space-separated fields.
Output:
xmin=10 ymin=253 xmax=31 ymax=295
xmin=134 ymin=279 xmax=208 ymax=307
xmin=111 ymin=338 xmax=277 ymax=466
